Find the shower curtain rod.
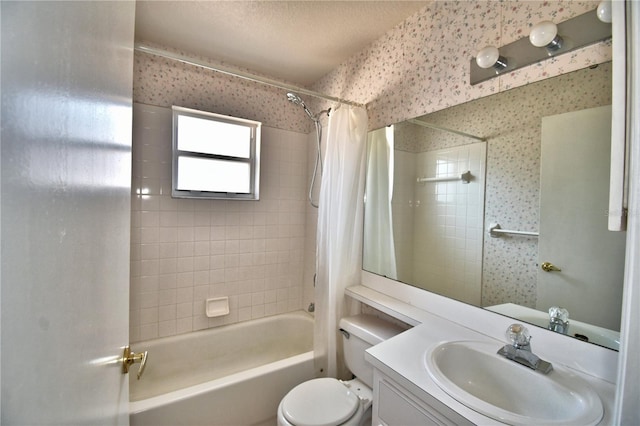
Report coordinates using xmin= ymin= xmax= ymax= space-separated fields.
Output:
xmin=407 ymin=118 xmax=486 ymax=142
xmin=134 ymin=44 xmax=366 ymax=109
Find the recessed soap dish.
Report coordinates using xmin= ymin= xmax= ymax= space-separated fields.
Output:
xmin=206 ymin=297 xmax=230 ymax=318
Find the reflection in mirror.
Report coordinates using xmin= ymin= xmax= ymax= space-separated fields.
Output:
xmin=363 ymin=63 xmax=624 ymax=350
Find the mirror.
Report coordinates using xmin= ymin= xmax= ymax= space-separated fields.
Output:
xmin=363 ymin=62 xmax=625 ymax=350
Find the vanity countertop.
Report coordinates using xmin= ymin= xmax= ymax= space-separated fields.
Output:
xmin=349 ymin=280 xmax=620 ymax=384
xmin=365 ymin=310 xmax=616 ymax=425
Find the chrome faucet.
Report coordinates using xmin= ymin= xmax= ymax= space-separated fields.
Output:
xmin=548 ymin=306 xmax=570 ymax=334
xmin=497 ymin=324 xmax=553 ymax=374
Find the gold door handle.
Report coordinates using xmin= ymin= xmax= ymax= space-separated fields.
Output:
xmin=122 ymin=346 xmax=148 ymax=380
xmin=541 ymin=262 xmax=562 ymax=272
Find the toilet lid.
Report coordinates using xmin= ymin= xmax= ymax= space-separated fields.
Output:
xmin=282 ymin=378 xmax=360 ymax=426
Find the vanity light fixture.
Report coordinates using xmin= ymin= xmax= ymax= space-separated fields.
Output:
xmin=470 ymin=7 xmax=612 ymax=85
xmin=597 ymin=0 xmax=612 ymax=23
xmin=529 ymin=21 xmax=563 ymax=52
xmin=475 ymin=46 xmax=508 ymax=72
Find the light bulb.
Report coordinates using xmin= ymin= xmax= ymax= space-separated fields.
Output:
xmin=597 ymin=0 xmax=612 ymax=23
xmin=475 ymin=46 xmax=507 ymax=71
xmin=529 ymin=21 xmax=562 ymax=50
xmin=476 ymin=46 xmax=499 ymax=69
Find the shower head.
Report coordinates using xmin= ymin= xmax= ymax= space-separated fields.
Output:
xmin=286 ymin=92 xmax=305 ymax=106
xmin=286 ymin=92 xmax=316 ymax=121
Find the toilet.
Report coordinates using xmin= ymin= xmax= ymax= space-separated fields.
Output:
xmin=277 ymin=314 xmax=406 ymax=426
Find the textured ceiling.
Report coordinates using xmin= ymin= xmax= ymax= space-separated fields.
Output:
xmin=135 ymin=1 xmax=429 ymax=86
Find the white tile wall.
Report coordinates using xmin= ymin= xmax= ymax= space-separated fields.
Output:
xmin=412 ymin=143 xmax=486 ymax=305
xmin=391 ymin=141 xmax=486 ymax=305
xmin=130 ymin=103 xmax=310 ymax=342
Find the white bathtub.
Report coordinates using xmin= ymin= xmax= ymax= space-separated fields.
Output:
xmin=130 ymin=311 xmax=315 ymax=426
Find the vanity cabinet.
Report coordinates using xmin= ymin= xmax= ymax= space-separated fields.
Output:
xmin=372 ymin=370 xmax=473 ymax=426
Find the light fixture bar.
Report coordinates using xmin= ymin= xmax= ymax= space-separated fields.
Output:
xmin=470 ymin=9 xmax=611 ymax=85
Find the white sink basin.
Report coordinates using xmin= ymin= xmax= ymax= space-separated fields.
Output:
xmin=425 ymin=340 xmax=603 ymax=425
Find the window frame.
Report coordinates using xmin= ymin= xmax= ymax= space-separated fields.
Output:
xmin=171 ymin=106 xmax=261 ymax=200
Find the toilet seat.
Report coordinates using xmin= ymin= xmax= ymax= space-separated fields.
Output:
xmin=281 ymin=378 xmax=360 ymax=426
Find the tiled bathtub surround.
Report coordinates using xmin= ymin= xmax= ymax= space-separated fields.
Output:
xmin=130 ymin=103 xmax=309 ymax=342
xmin=132 ymin=45 xmax=325 ymax=342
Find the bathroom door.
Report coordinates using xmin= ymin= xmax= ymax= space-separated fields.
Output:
xmin=1 ymin=2 xmax=135 ymax=424
xmin=538 ymin=105 xmax=626 ymax=331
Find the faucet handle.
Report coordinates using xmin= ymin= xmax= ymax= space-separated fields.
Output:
xmin=506 ymin=323 xmax=530 ymax=348
xmin=549 ymin=306 xmax=569 ymax=323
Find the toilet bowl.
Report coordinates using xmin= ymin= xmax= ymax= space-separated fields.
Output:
xmin=277 ymin=377 xmax=372 ymax=426
xmin=277 ymin=314 xmax=406 ymax=426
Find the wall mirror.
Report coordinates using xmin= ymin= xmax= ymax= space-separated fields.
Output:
xmin=363 ymin=62 xmax=625 ymax=351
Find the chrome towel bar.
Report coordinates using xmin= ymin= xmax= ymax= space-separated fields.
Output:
xmin=417 ymin=170 xmax=472 ymax=184
xmin=488 ymin=222 xmax=539 ymax=238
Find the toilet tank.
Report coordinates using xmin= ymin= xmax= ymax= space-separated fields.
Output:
xmin=338 ymin=314 xmax=406 ymax=387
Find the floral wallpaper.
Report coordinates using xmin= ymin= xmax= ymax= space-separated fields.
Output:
xmin=309 ymin=0 xmax=612 ymax=309
xmin=133 ymin=2 xmax=610 ymax=135
xmin=133 ymin=42 xmax=313 ymax=134
xmin=310 ymin=1 xmax=611 ymax=130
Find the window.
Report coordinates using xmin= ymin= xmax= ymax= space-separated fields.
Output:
xmin=172 ymin=106 xmax=261 ymax=200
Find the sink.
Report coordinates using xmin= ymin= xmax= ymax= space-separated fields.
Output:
xmin=425 ymin=340 xmax=603 ymax=425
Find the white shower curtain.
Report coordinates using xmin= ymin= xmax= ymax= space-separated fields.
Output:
xmin=314 ymin=105 xmax=368 ymax=379
xmin=363 ymin=126 xmax=397 ymax=280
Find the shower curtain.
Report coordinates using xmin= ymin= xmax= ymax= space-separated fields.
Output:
xmin=314 ymin=105 xmax=368 ymax=379
xmin=363 ymin=126 xmax=397 ymax=280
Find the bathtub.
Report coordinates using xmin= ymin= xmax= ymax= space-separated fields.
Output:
xmin=129 ymin=311 xmax=315 ymax=426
